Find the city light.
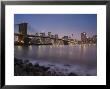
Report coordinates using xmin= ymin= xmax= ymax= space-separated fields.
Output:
xmin=14 ymin=23 xmax=97 ymax=46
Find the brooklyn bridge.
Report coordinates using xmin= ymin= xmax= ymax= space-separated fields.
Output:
xmin=14 ymin=23 xmax=76 ymax=46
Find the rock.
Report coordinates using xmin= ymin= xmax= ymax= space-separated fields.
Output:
xmin=28 ymin=63 xmax=33 ymax=67
xmin=14 ymin=58 xmax=23 ymax=65
xmin=15 ymin=57 xmax=76 ymax=76
xmin=86 ymin=74 xmax=91 ymax=76
xmin=41 ymin=66 xmax=50 ymax=71
xmin=34 ymin=63 xmax=40 ymax=67
xmin=68 ymin=73 xmax=78 ymax=76
xmin=23 ymin=60 xmax=29 ymax=64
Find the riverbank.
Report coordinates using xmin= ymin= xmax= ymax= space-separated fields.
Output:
xmin=14 ymin=58 xmax=78 ymax=76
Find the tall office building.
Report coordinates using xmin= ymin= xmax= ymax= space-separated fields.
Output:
xmin=40 ymin=33 xmax=45 ymax=37
xmin=55 ymin=34 xmax=58 ymax=39
xmin=63 ymin=36 xmax=68 ymax=40
xmin=92 ymin=35 xmax=97 ymax=43
xmin=51 ymin=35 xmax=55 ymax=38
xmin=81 ymin=32 xmax=87 ymax=43
xmin=48 ymin=32 xmax=51 ymax=37
xmin=35 ymin=33 xmax=39 ymax=36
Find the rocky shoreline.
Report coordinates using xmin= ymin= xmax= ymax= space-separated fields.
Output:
xmin=14 ymin=58 xmax=78 ymax=76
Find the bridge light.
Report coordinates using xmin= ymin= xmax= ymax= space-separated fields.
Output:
xmin=21 ymin=41 xmax=24 ymax=43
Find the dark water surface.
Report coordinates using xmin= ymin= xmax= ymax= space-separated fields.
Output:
xmin=14 ymin=44 xmax=97 ymax=69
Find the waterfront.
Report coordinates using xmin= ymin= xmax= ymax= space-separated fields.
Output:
xmin=14 ymin=44 xmax=97 ymax=76
xmin=14 ymin=14 xmax=97 ymax=76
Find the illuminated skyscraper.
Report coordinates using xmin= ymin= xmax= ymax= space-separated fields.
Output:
xmin=92 ymin=35 xmax=97 ymax=43
xmin=40 ymin=33 xmax=45 ymax=37
xmin=81 ymin=32 xmax=87 ymax=43
xmin=35 ymin=33 xmax=39 ymax=36
xmin=55 ymin=34 xmax=58 ymax=39
xmin=48 ymin=32 xmax=51 ymax=37
xmin=51 ymin=35 xmax=55 ymax=38
xmin=63 ymin=36 xmax=68 ymax=40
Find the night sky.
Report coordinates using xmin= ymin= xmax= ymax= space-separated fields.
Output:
xmin=14 ymin=14 xmax=97 ymax=40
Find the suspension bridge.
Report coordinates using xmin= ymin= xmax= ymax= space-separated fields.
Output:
xmin=14 ymin=23 xmax=75 ymax=46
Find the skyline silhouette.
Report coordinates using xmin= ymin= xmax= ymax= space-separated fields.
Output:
xmin=14 ymin=14 xmax=97 ymax=40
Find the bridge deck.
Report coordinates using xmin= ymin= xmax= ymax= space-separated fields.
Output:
xmin=14 ymin=33 xmax=69 ymax=41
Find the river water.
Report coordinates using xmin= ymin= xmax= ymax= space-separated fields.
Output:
xmin=14 ymin=44 xmax=97 ymax=75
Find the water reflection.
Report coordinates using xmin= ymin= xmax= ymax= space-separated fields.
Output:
xmin=14 ymin=44 xmax=97 ymax=67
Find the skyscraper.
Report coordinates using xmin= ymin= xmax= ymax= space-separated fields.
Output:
xmin=63 ymin=36 xmax=69 ymax=40
xmin=48 ymin=32 xmax=51 ymax=37
xmin=92 ymin=35 xmax=97 ymax=43
xmin=55 ymin=34 xmax=58 ymax=39
xmin=40 ymin=33 xmax=45 ymax=37
xmin=81 ymin=32 xmax=87 ymax=43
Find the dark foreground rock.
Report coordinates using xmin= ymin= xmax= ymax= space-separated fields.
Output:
xmin=14 ymin=58 xmax=78 ymax=76
xmin=68 ymin=73 xmax=78 ymax=76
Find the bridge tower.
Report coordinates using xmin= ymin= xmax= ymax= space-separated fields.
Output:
xmin=19 ymin=23 xmax=27 ymax=35
xmin=18 ymin=23 xmax=29 ymax=45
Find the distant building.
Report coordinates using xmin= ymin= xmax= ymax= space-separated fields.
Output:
xmin=55 ymin=34 xmax=58 ymax=39
xmin=48 ymin=32 xmax=51 ymax=37
xmin=81 ymin=32 xmax=87 ymax=43
xmin=92 ymin=35 xmax=97 ymax=43
xmin=69 ymin=36 xmax=71 ymax=39
xmin=63 ymin=36 xmax=68 ymax=40
xmin=40 ymin=33 xmax=45 ymax=37
xmin=14 ymin=36 xmax=18 ymax=41
xmin=92 ymin=35 xmax=97 ymax=39
xmin=51 ymin=35 xmax=55 ymax=38
xmin=35 ymin=33 xmax=39 ymax=36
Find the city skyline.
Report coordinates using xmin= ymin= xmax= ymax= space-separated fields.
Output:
xmin=14 ymin=14 xmax=97 ymax=40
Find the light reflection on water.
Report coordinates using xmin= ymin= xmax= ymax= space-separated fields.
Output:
xmin=14 ymin=44 xmax=97 ymax=68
